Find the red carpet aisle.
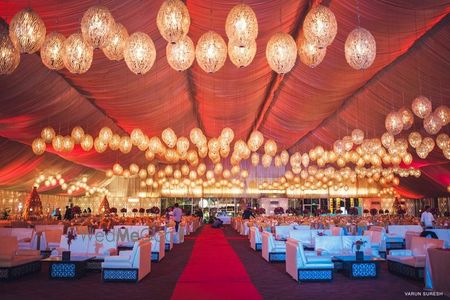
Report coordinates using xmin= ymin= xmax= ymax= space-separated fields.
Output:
xmin=171 ymin=225 xmax=262 ymax=300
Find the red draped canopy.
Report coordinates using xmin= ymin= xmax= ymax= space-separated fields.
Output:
xmin=0 ymin=0 xmax=448 ymax=197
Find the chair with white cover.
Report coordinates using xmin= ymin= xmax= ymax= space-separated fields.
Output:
xmin=262 ymin=231 xmax=286 ymax=262
xmin=286 ymin=238 xmax=334 ymax=282
xmin=151 ymin=231 xmax=165 ymax=262
xmin=165 ymin=227 xmax=175 ymax=251
xmin=40 ymin=229 xmax=63 ymax=251
xmin=0 ymin=236 xmax=42 ymax=280
xmin=173 ymin=224 xmax=185 ymax=244
xmin=102 ymin=239 xmax=151 ymax=282
xmin=331 ymin=227 xmax=344 ymax=236
xmin=387 ymin=225 xmax=422 ymax=249
xmin=249 ymin=227 xmax=262 ymax=251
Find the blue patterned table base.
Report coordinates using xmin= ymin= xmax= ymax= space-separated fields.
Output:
xmin=0 ymin=261 xmax=41 ymax=280
xmin=351 ymin=263 xmax=377 ymax=278
xmin=50 ymin=263 xmax=76 ymax=279
xmin=387 ymin=260 xmax=423 ymax=280
xmin=298 ymin=269 xmax=333 ymax=282
xmin=103 ymin=268 xmax=138 ymax=282
xmin=165 ymin=243 xmax=172 ymax=251
xmin=269 ymin=252 xmax=285 ymax=262
xmin=152 ymin=252 xmax=160 ymax=262
xmin=255 ymin=243 xmax=262 ymax=251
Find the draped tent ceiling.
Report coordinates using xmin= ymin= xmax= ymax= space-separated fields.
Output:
xmin=0 ymin=0 xmax=449 ymax=197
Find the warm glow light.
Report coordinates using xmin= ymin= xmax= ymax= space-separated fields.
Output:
xmin=102 ymin=23 xmax=128 ymax=61
xmin=385 ymin=111 xmax=403 ymax=135
xmin=297 ymin=31 xmax=326 ymax=68
xmin=157 ymin=0 xmax=190 ymax=44
xmin=303 ymin=5 xmax=337 ymax=48
xmin=228 ymin=39 xmax=256 ymax=68
xmin=81 ymin=5 xmax=115 ymax=49
xmin=225 ymin=4 xmax=258 ymax=47
xmin=345 ymin=27 xmax=376 ymax=70
xmin=195 ymin=31 xmax=227 ymax=73
xmin=32 ymin=138 xmax=46 ymax=155
xmin=9 ymin=8 xmax=46 ymax=54
xmin=124 ymin=32 xmax=156 ymax=75
xmin=412 ymin=95 xmax=432 ymax=119
xmin=40 ymin=32 xmax=65 ymax=70
xmin=166 ymin=35 xmax=195 ymax=71
xmin=0 ymin=27 xmax=20 ymax=75
xmin=266 ymin=32 xmax=297 ymax=74
xmin=63 ymin=33 xmax=93 ymax=74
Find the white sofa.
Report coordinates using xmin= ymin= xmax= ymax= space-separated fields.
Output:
xmin=0 ymin=228 xmax=37 ymax=250
xmin=262 ymin=231 xmax=286 ymax=262
xmin=386 ymin=225 xmax=422 ymax=249
xmin=249 ymin=227 xmax=262 ymax=251
xmin=173 ymin=223 xmax=185 ymax=244
xmin=102 ymin=239 xmax=151 ymax=282
xmin=53 ymin=232 xmax=117 ymax=258
xmin=286 ymin=238 xmax=334 ymax=282
xmin=0 ymin=236 xmax=42 ymax=280
xmin=151 ymin=231 xmax=165 ymax=262
xmin=165 ymin=227 xmax=175 ymax=251
xmin=113 ymin=225 xmax=150 ymax=248
xmin=289 ymin=229 xmax=332 ymax=249
xmin=364 ymin=230 xmax=387 ymax=256
xmin=314 ymin=235 xmax=377 ymax=258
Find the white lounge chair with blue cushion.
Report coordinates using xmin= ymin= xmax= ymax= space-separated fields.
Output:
xmin=286 ymin=238 xmax=334 ymax=282
xmin=165 ymin=227 xmax=175 ymax=251
xmin=262 ymin=231 xmax=286 ymax=262
xmin=102 ymin=239 xmax=151 ymax=282
xmin=249 ymin=227 xmax=262 ymax=251
xmin=151 ymin=231 xmax=165 ymax=262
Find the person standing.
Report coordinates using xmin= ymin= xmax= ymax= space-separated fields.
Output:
xmin=421 ymin=206 xmax=435 ymax=229
xmin=173 ymin=203 xmax=182 ymax=232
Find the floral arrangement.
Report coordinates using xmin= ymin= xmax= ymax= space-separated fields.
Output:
xmin=363 ymin=209 xmax=369 ymax=214
xmin=378 ymin=209 xmax=384 ymax=214
xmin=110 ymin=207 xmax=117 ymax=214
xmin=384 ymin=209 xmax=389 ymax=214
xmin=132 ymin=208 xmax=138 ymax=215
xmin=66 ymin=227 xmax=77 ymax=250
xmin=369 ymin=208 xmax=378 ymax=216
xmin=146 ymin=208 xmax=152 ymax=214
xmin=72 ymin=205 xmax=81 ymax=216
xmin=352 ymin=239 xmax=367 ymax=251
xmin=139 ymin=208 xmax=145 ymax=214
xmin=285 ymin=207 xmax=296 ymax=215
xmin=302 ymin=209 xmax=310 ymax=215
xmin=255 ymin=207 xmax=266 ymax=215
xmin=397 ymin=208 xmax=406 ymax=216
xmin=335 ymin=209 xmax=343 ymax=214
xmin=274 ymin=207 xmax=284 ymax=215
xmin=317 ymin=230 xmax=326 ymax=236
xmin=150 ymin=206 xmax=160 ymax=214
xmin=347 ymin=207 xmax=358 ymax=215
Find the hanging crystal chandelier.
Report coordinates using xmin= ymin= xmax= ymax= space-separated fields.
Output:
xmin=80 ymin=134 xmax=94 ymax=151
xmin=71 ymin=126 xmax=85 ymax=143
xmin=40 ymin=32 xmax=65 ymax=70
xmin=408 ymin=132 xmax=422 ymax=149
xmin=225 ymin=4 xmax=258 ymax=47
xmin=102 ymin=23 xmax=128 ymax=61
xmin=195 ymin=31 xmax=227 ymax=73
xmin=345 ymin=27 xmax=376 ymax=70
xmin=162 ymin=128 xmax=177 ymax=148
xmin=423 ymin=113 xmax=442 ymax=135
xmin=398 ymin=107 xmax=414 ymax=130
xmin=228 ymin=39 xmax=256 ymax=68
xmin=32 ymin=138 xmax=46 ymax=155
xmin=411 ymin=95 xmax=432 ymax=119
xmin=157 ymin=0 xmax=190 ymax=44
xmin=81 ymin=5 xmax=115 ymax=49
xmin=303 ymin=5 xmax=337 ymax=49
xmin=247 ymin=130 xmax=264 ymax=152
xmin=9 ymin=8 xmax=46 ymax=54
xmin=266 ymin=32 xmax=297 ymax=74
xmin=0 ymin=27 xmax=20 ymax=75
xmin=41 ymin=127 xmax=55 ymax=143
xmin=351 ymin=129 xmax=364 ymax=145
xmin=166 ymin=35 xmax=195 ymax=71
xmin=264 ymin=139 xmax=278 ymax=157
xmin=62 ymin=33 xmax=93 ymax=74
xmin=385 ymin=111 xmax=403 ymax=135
xmin=297 ymin=31 xmax=326 ymax=68
xmin=124 ymin=32 xmax=156 ymax=75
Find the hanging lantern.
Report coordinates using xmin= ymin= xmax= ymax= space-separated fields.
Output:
xmin=130 ymin=128 xmax=145 ymax=146
xmin=102 ymin=23 xmax=128 ymax=61
xmin=416 ymin=143 xmax=429 ymax=159
xmin=280 ymin=150 xmax=289 ymax=166
xmin=385 ymin=111 xmax=404 ymax=135
xmin=422 ymin=137 xmax=435 ymax=152
xmin=381 ymin=132 xmax=395 ymax=149
xmin=62 ymin=136 xmax=74 ymax=152
xmin=220 ymin=127 xmax=235 ymax=144
xmin=411 ymin=95 xmax=432 ymax=119
xmin=80 ymin=134 xmax=94 ymax=151
xmin=41 ymin=127 xmax=55 ymax=143
xmin=444 ymin=145 xmax=450 ymax=160
xmin=106 ymin=169 xmax=114 ymax=178
xmin=0 ymin=26 xmax=20 ymax=75
xmin=124 ymin=32 xmax=156 ymax=75
xmin=162 ymin=128 xmax=177 ymax=148
xmin=70 ymin=127 xmax=84 ymax=143
xmin=247 ymin=130 xmax=264 ymax=152
xmin=32 ymin=138 xmax=46 ymax=155
xmin=113 ymin=163 xmax=123 ymax=175
xmin=408 ymin=132 xmax=422 ymax=149
xmin=157 ymin=0 xmax=190 ymax=44
xmin=262 ymin=154 xmax=272 ymax=168
xmin=9 ymin=8 xmax=46 ymax=54
xmin=398 ymin=107 xmax=414 ymax=130
xmin=109 ymin=134 xmax=121 ymax=150
xmin=145 ymin=149 xmax=155 ymax=161
xmin=345 ymin=27 xmax=376 ymax=70
xmin=129 ymin=163 xmax=139 ymax=175
xmin=195 ymin=31 xmax=227 ymax=73
xmin=264 ymin=139 xmax=277 ymax=156
xmin=81 ymin=5 xmax=115 ymax=48
xmin=303 ymin=5 xmax=337 ymax=48
xmin=436 ymin=133 xmax=449 ymax=150
xmin=119 ymin=136 xmax=132 ymax=153
xmin=94 ymin=137 xmax=107 ymax=153
xmin=189 ymin=127 xmax=204 ymax=146
xmin=251 ymin=152 xmax=259 ymax=166
xmin=63 ymin=33 xmax=93 ymax=74
xmin=99 ymin=127 xmax=113 ymax=143
xmin=176 ymin=136 xmax=190 ymax=155
xmin=434 ymin=105 xmax=449 ymax=126
xmin=166 ymin=35 xmax=195 ymax=71
xmin=297 ymin=31 xmax=326 ymax=68
xmin=39 ymin=32 xmax=65 ymax=70
xmin=266 ymin=32 xmax=297 ymax=74
xmin=52 ymin=135 xmax=64 ymax=152
xmin=225 ymin=4 xmax=258 ymax=47
xmin=333 ymin=140 xmax=345 ymax=156
xmin=423 ymin=113 xmax=442 ymax=135
xmin=228 ymin=39 xmax=256 ymax=68
xmin=351 ymin=129 xmax=364 ymax=145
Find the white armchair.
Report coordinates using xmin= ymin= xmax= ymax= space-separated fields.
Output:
xmin=173 ymin=224 xmax=185 ymax=244
xmin=165 ymin=227 xmax=175 ymax=251
xmin=102 ymin=239 xmax=151 ymax=282
xmin=151 ymin=231 xmax=165 ymax=262
xmin=249 ymin=227 xmax=262 ymax=251
xmin=262 ymin=232 xmax=286 ymax=262
xmin=286 ymin=238 xmax=334 ymax=282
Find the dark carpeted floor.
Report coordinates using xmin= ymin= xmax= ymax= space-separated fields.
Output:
xmin=223 ymin=226 xmax=448 ymax=300
xmin=0 ymin=226 xmax=203 ymax=300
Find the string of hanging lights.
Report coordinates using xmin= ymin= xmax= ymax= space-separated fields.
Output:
xmin=0 ymin=2 xmax=377 ymax=75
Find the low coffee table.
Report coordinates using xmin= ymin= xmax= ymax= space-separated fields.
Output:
xmin=43 ymin=256 xmax=96 ymax=279
xmin=334 ymin=256 xmax=384 ymax=279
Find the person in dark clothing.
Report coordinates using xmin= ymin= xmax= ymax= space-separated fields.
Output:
xmin=242 ymin=208 xmax=255 ymax=220
xmin=63 ymin=206 xmax=71 ymax=220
